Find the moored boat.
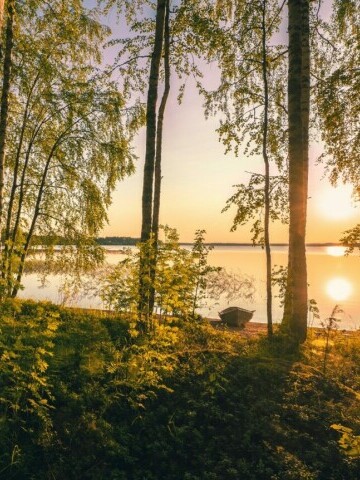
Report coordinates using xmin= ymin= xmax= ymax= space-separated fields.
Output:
xmin=218 ymin=306 xmax=255 ymax=328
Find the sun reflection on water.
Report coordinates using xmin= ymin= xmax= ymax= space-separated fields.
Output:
xmin=326 ymin=277 xmax=353 ymax=301
xmin=326 ymin=246 xmax=347 ymax=257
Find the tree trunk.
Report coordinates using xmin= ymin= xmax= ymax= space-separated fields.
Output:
xmin=261 ymin=0 xmax=273 ymax=337
xmin=140 ymin=0 xmax=167 ymax=244
xmin=284 ymin=0 xmax=309 ymax=343
xmin=0 ymin=0 xmax=5 ymax=54
xmin=149 ymin=0 xmax=171 ymax=315
xmin=138 ymin=0 xmax=166 ymax=327
xmin=11 ymin=141 xmax=58 ymax=297
xmin=301 ymin=0 xmax=310 ymax=223
xmin=0 ymin=0 xmax=14 ymax=249
xmin=152 ymin=0 xmax=170 ymax=245
xmin=2 ymin=75 xmax=40 ymax=286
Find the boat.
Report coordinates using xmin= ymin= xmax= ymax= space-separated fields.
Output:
xmin=218 ymin=306 xmax=255 ymax=328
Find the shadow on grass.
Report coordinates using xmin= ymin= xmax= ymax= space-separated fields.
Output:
xmin=0 ymin=303 xmax=359 ymax=480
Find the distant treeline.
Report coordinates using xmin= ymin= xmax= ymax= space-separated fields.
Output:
xmin=27 ymin=235 xmax=141 ymax=246
xmin=96 ymin=236 xmax=140 ymax=246
xmin=23 ymin=235 xmax=357 ymax=248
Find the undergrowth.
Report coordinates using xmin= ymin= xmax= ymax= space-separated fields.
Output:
xmin=0 ymin=300 xmax=359 ymax=479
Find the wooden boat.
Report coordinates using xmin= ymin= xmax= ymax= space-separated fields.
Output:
xmin=218 ymin=306 xmax=255 ymax=328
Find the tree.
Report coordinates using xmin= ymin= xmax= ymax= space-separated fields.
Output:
xmin=283 ymin=0 xmax=310 ymax=343
xmin=141 ymin=0 xmax=167 ymax=245
xmin=149 ymin=0 xmax=171 ymax=312
xmin=109 ymin=0 xmax=206 ymax=327
xmin=137 ymin=0 xmax=167 ymax=327
xmin=0 ymin=1 xmax=137 ymax=299
xmin=187 ymin=0 xmax=288 ymax=335
xmin=314 ymin=0 xmax=359 ymax=252
xmin=0 ymin=0 xmax=14 ymax=245
xmin=0 ymin=0 xmax=5 ymax=51
xmin=152 ymin=0 xmax=170 ymax=246
xmin=315 ymin=0 xmax=359 ymax=190
xmin=92 ymin=226 xmax=253 ymax=323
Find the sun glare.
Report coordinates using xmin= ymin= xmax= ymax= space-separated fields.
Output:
xmin=317 ymin=185 xmax=357 ymax=220
xmin=326 ymin=246 xmax=347 ymax=257
xmin=326 ymin=277 xmax=353 ymax=301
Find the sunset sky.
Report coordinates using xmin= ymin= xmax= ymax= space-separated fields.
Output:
xmin=100 ymin=0 xmax=360 ymax=243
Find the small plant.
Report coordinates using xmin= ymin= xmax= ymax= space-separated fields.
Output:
xmin=331 ymin=424 xmax=360 ymax=458
xmin=271 ymin=264 xmax=288 ymax=307
xmin=321 ymin=305 xmax=342 ymax=374
xmin=308 ymin=298 xmax=320 ymax=328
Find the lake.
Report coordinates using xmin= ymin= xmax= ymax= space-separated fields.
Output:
xmin=19 ymin=245 xmax=360 ymax=330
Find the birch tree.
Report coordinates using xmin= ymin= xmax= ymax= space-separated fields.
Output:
xmin=108 ymin=0 xmax=206 ymax=327
xmin=0 ymin=0 xmax=14 ymax=245
xmin=184 ymin=0 xmax=288 ymax=334
xmin=314 ymin=0 xmax=360 ymax=252
xmin=0 ymin=1 xmax=137 ymax=298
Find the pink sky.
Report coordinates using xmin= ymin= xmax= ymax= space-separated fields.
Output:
xmin=100 ymin=0 xmax=359 ymax=243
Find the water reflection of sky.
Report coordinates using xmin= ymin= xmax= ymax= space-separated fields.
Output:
xmin=20 ymin=246 xmax=360 ymax=330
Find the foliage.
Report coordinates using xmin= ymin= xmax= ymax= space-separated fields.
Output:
xmin=331 ymin=424 xmax=360 ymax=458
xmin=314 ymin=0 xmax=360 ymax=191
xmin=0 ymin=299 xmax=59 ymax=472
xmin=340 ymin=223 xmax=360 ymax=255
xmin=313 ymin=0 xmax=360 ymax=251
xmin=223 ymin=173 xmax=288 ymax=245
xmin=0 ymin=300 xmax=359 ymax=479
xmin=320 ymin=305 xmax=343 ymax=374
xmin=96 ymin=226 xmax=253 ymax=321
xmin=105 ymin=0 xmax=206 ymax=103
xmin=0 ymin=0 xmax=141 ymax=298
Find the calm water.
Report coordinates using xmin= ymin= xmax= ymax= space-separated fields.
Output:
xmin=20 ymin=245 xmax=360 ymax=329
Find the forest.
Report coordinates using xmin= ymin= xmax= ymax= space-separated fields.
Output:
xmin=0 ymin=0 xmax=359 ymax=479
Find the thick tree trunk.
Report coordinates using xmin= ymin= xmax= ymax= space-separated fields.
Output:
xmin=0 ymin=0 xmax=14 ymax=248
xmin=149 ymin=0 xmax=171 ymax=315
xmin=261 ymin=0 xmax=273 ymax=336
xmin=284 ymin=0 xmax=309 ymax=343
xmin=138 ymin=0 xmax=166 ymax=326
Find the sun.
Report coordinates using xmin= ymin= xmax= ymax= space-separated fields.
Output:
xmin=326 ymin=277 xmax=353 ymax=302
xmin=316 ymin=184 xmax=358 ymax=220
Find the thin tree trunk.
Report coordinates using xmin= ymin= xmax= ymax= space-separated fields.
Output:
xmin=2 ymin=75 xmax=40 ymax=287
xmin=11 ymin=112 xmax=55 ymax=255
xmin=3 ymin=114 xmax=49 ymax=294
xmin=138 ymin=0 xmax=166 ymax=327
xmin=152 ymin=0 xmax=170 ymax=245
xmin=11 ymin=142 xmax=58 ymax=297
xmin=0 ymin=0 xmax=5 ymax=56
xmin=0 ymin=0 xmax=14 ymax=249
xmin=261 ymin=0 xmax=273 ymax=336
xmin=301 ymin=0 xmax=310 ymax=224
xmin=10 ymin=117 xmax=76 ymax=297
xmin=140 ymin=0 xmax=167 ymax=244
xmin=149 ymin=0 xmax=171 ymax=315
xmin=285 ymin=0 xmax=308 ymax=343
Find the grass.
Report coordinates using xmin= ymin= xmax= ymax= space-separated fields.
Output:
xmin=0 ymin=299 xmax=359 ymax=479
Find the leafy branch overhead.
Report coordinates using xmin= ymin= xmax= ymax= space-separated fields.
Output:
xmin=223 ymin=172 xmax=288 ymax=245
xmin=0 ymin=0 xmax=141 ymax=298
